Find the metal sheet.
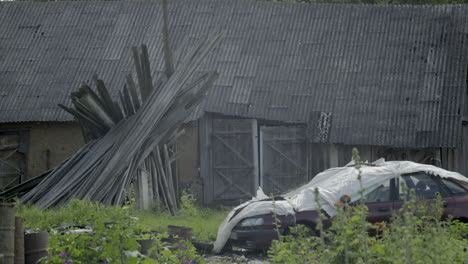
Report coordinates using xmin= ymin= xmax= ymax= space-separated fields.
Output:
xmin=0 ymin=1 xmax=466 ymax=148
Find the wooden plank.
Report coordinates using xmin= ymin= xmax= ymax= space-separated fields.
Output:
xmin=155 ymin=146 xmax=176 ymax=215
xmin=212 ymin=133 xmax=253 ymax=167
xmin=164 ymin=144 xmax=177 ymax=211
xmin=118 ymin=90 xmax=130 ymax=117
xmin=213 ymin=169 xmax=252 ymax=198
xmin=76 ymin=34 xmax=223 ymax=206
xmin=134 ymin=170 xmax=141 ymax=208
xmin=134 ymin=72 xmax=218 ymax=168
xmin=0 ymin=145 xmax=18 ymax=151
xmin=21 ymin=31 xmax=222 ymax=209
xmin=145 ymin=160 xmax=155 ymax=208
xmin=122 ymin=85 xmax=136 ymax=116
xmin=0 ymin=159 xmax=21 ymax=173
xmin=126 ymin=74 xmax=141 ymax=110
xmin=1 ymin=149 xmax=18 ymax=160
xmin=140 ymin=45 xmax=155 ymax=96
xmin=156 ymin=159 xmax=170 ymax=213
xmin=92 ymin=75 xmax=122 ymax=123
xmin=58 ymin=103 xmax=109 ymax=134
xmin=148 ymin=154 xmax=160 ymax=207
xmin=76 ymin=84 xmax=106 ymax=114
xmin=265 ymin=142 xmax=306 ymax=173
xmin=132 ymin=46 xmax=147 ymax=99
xmin=137 ymin=169 xmax=150 ymax=210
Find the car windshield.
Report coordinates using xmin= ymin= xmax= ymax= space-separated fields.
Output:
xmin=399 ymin=172 xmax=445 ymax=199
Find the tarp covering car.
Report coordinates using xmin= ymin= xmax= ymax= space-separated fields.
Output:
xmin=213 ymin=159 xmax=468 ymax=253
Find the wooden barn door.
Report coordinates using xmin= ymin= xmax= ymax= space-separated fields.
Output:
xmin=0 ymin=131 xmax=28 ymax=191
xmin=260 ymin=126 xmax=308 ymax=195
xmin=203 ymin=118 xmax=258 ymax=205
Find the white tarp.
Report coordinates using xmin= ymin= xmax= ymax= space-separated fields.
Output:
xmin=212 ymin=160 xmax=468 ymax=253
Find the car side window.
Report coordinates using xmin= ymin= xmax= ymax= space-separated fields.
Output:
xmin=441 ymin=178 xmax=467 ymax=196
xmin=399 ymin=172 xmax=443 ymax=199
xmin=364 ymin=180 xmax=392 ymax=203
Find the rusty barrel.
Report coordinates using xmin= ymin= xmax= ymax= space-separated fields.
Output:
xmin=24 ymin=232 xmax=49 ymax=264
xmin=15 ymin=217 xmax=25 ymax=264
xmin=0 ymin=203 xmax=15 ymax=264
xmin=167 ymin=225 xmax=193 ymax=241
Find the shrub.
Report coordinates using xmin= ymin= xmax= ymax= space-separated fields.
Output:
xmin=17 ymin=199 xmax=209 ymax=264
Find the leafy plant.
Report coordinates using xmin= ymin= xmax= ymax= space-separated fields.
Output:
xmin=16 ymin=199 xmax=223 ymax=263
xmin=145 ymin=239 xmax=204 ymax=264
xmin=29 ymin=200 xmax=139 ymax=264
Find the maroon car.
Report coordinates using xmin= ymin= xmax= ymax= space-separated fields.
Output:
xmin=226 ymin=168 xmax=468 ymax=251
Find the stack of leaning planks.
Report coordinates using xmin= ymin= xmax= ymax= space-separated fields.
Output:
xmin=20 ymin=0 xmax=221 ymax=214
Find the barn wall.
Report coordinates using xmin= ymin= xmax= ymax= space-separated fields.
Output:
xmin=187 ymin=114 xmax=467 ymax=205
xmin=329 ymin=144 xmax=443 ymax=167
xmin=27 ymin=122 xmax=84 ymax=178
xmin=0 ymin=122 xmax=85 ymax=180
xmin=176 ymin=121 xmax=202 ymax=199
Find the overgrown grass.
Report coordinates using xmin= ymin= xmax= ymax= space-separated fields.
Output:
xmin=14 ymin=194 xmax=228 ymax=263
xmin=17 ymin=199 xmax=133 ymax=229
xmin=135 ymin=193 xmax=229 ymax=242
xmin=16 ymin=193 xmax=228 ymax=243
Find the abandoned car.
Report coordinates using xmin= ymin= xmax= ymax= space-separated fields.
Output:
xmin=213 ymin=160 xmax=468 ymax=252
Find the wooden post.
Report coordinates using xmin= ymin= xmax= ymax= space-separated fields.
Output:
xmin=450 ymin=148 xmax=457 ymax=171
xmin=251 ymin=120 xmax=259 ymax=195
xmin=18 ymin=131 xmax=28 ymax=183
xmin=258 ymin=125 xmax=264 ymax=190
xmin=14 ymin=217 xmax=24 ymax=264
xmin=199 ymin=115 xmax=213 ymax=205
xmin=138 ymin=169 xmax=150 ymax=210
xmin=329 ymin=144 xmax=339 ymax=168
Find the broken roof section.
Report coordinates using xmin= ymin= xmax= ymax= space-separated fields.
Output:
xmin=0 ymin=1 xmax=467 ymax=148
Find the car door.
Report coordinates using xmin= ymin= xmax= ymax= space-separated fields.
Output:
xmin=364 ymin=178 xmax=396 ymax=224
xmin=438 ymin=177 xmax=468 ymax=219
xmin=393 ymin=171 xmax=455 ymax=219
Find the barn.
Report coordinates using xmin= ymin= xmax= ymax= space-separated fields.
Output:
xmin=0 ymin=0 xmax=467 ymax=205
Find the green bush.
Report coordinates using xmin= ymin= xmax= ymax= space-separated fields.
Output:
xmin=16 ymin=199 xmax=218 ymax=264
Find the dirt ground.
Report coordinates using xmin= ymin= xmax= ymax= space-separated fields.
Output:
xmin=203 ymin=251 xmax=270 ymax=264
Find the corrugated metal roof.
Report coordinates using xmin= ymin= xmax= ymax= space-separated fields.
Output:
xmin=0 ymin=1 xmax=467 ymax=148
